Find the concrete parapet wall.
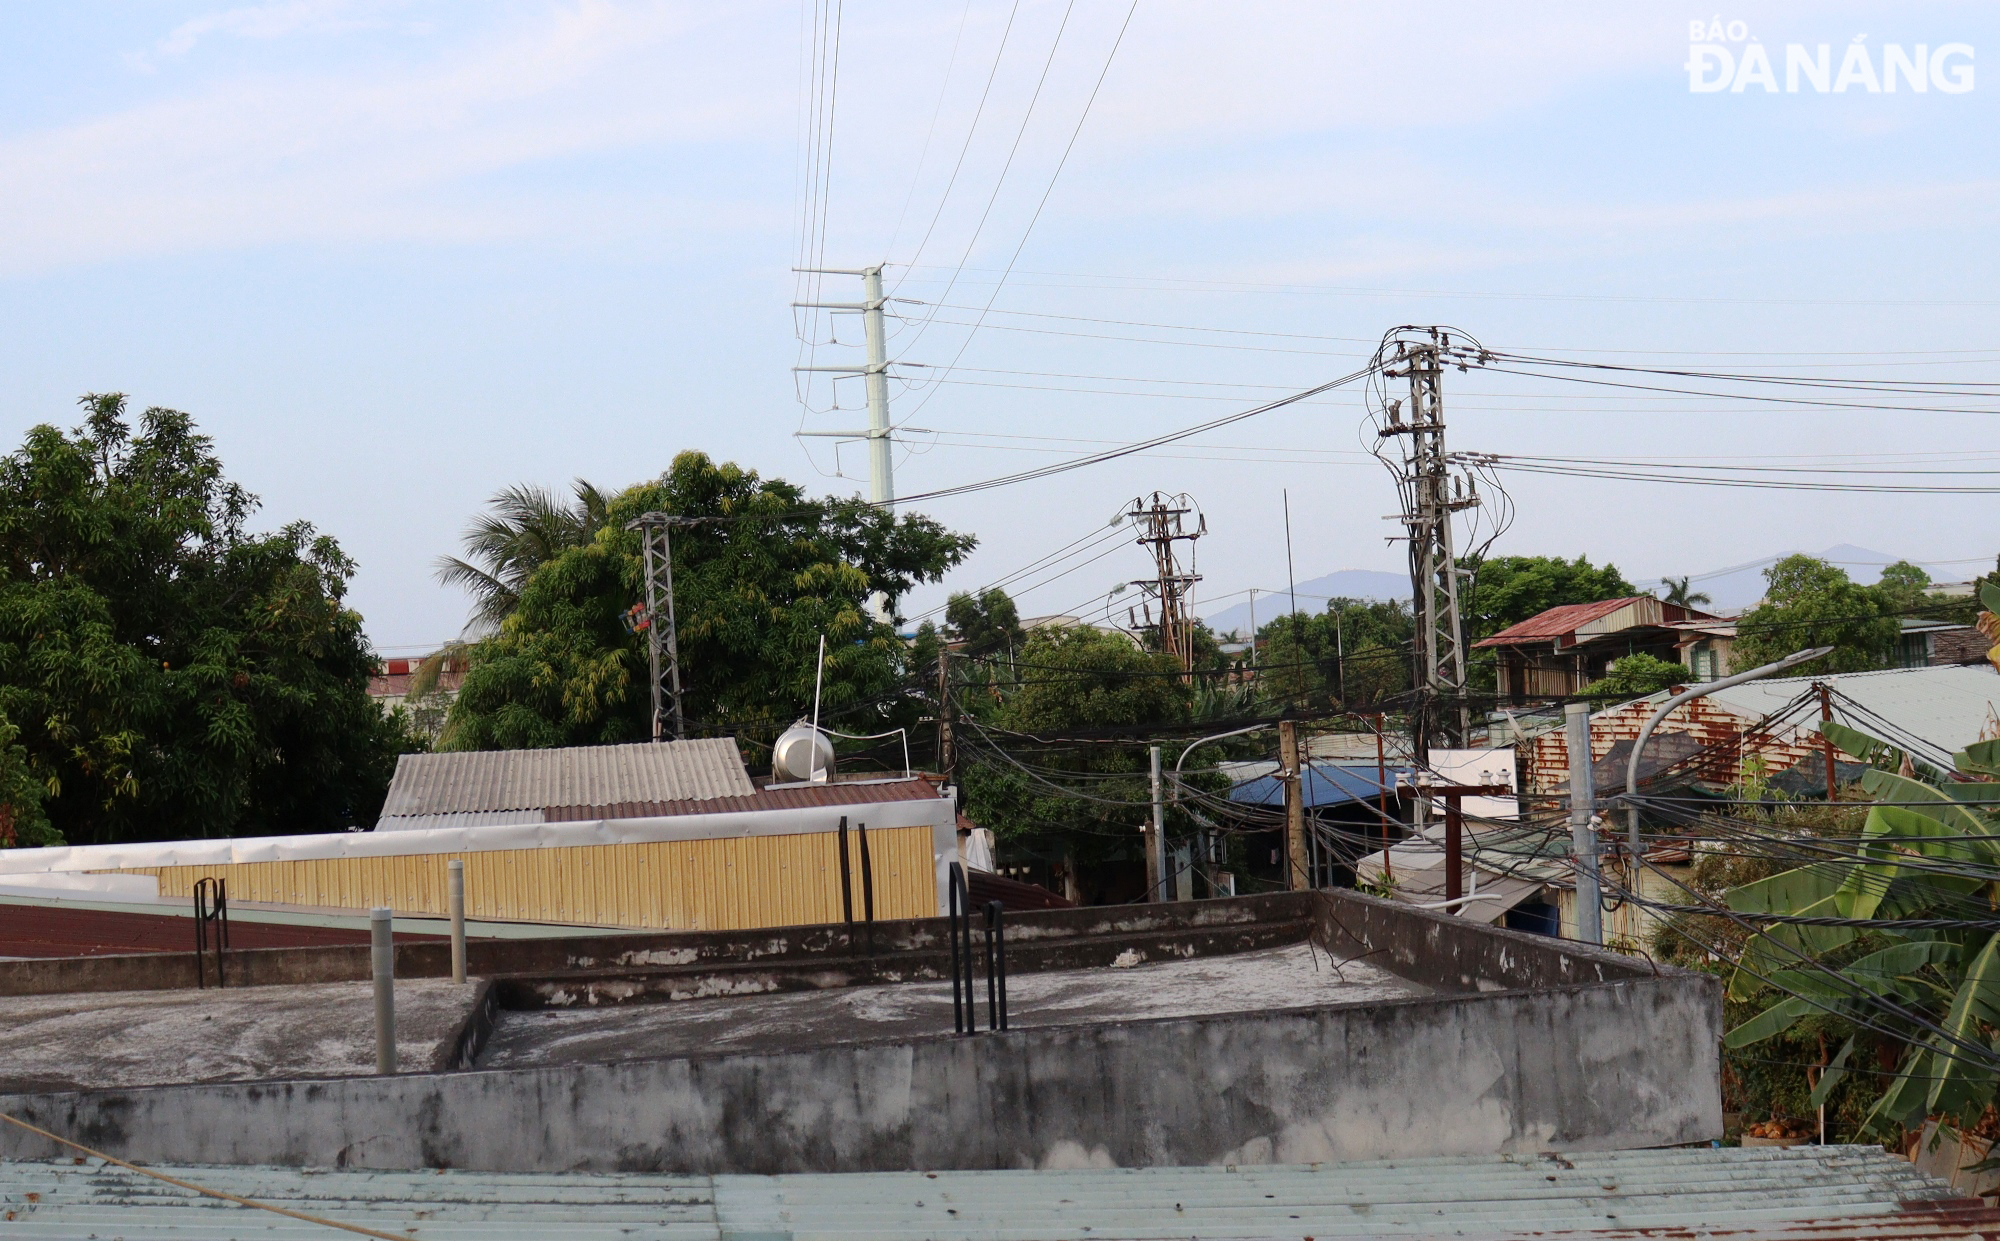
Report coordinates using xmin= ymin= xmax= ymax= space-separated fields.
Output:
xmin=0 ymin=892 xmax=1299 ymax=997
xmin=0 ymin=892 xmax=1721 ymax=1174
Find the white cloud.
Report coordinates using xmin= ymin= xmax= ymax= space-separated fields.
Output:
xmin=153 ymin=0 xmax=406 ymax=59
xmin=0 ymin=1 xmax=790 ymax=273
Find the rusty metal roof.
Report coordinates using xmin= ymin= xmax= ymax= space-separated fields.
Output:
xmin=1475 ymin=596 xmax=1719 ymax=648
xmin=5 ymin=1145 xmax=1989 ymax=1239
xmin=379 ymin=740 xmax=755 ymax=822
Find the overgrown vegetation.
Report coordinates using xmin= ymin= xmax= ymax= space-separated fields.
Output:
xmin=0 ymin=396 xmax=415 ymax=844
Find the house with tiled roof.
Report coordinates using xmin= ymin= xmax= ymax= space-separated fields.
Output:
xmin=1475 ymin=596 xmax=1718 ymax=701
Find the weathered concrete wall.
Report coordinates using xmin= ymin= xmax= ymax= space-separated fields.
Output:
xmin=0 ymin=967 xmax=1720 ymax=1173
xmin=1311 ymin=886 xmax=1654 ymax=992
xmin=0 ymin=892 xmax=1308 ymax=997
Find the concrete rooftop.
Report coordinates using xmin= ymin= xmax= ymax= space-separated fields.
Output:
xmin=480 ymin=942 xmax=1424 ymax=1067
xmin=0 ymin=978 xmax=480 ymax=1092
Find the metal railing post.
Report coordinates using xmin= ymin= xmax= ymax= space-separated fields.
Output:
xmin=948 ymin=862 xmax=966 ymax=1034
xmin=371 ymin=908 xmax=397 ymax=1074
xmin=448 ymin=860 xmax=467 ymax=985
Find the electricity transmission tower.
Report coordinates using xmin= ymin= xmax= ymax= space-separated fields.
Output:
xmin=792 ymin=264 xmax=894 ymax=620
xmin=625 ymin=512 xmax=697 ymax=742
xmin=1377 ymin=330 xmax=1481 ymax=752
xmin=1125 ymin=492 xmax=1205 ymax=673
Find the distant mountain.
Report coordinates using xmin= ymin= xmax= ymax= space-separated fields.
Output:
xmin=1204 ymin=569 xmax=1409 ymax=639
xmin=1678 ymin=544 xmax=1952 ymax=613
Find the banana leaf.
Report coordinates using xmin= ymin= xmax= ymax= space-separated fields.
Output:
xmin=1838 ymin=939 xmax=1964 ymax=997
xmin=1843 ymin=805 xmax=1995 ymax=919
xmin=1809 ymin=1036 xmax=1856 ymax=1108
xmin=1725 ymin=994 xmax=1817 ymax=1047
xmin=1731 ymin=893 xmax=1856 ymax=1001
xmin=1958 ymin=739 xmax=2000 ymax=778
xmin=1927 ymin=931 xmax=2000 ymax=1117
xmin=1859 ymin=770 xmax=1997 ymax=837
xmin=1820 ymin=719 xmax=1901 ymax=767
xmin=1867 ymin=1045 xmax=1937 ymax=1132
xmin=1729 ymin=863 xmax=1843 ymax=914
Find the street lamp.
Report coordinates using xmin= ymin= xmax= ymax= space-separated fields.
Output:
xmin=1622 ymin=645 xmax=1834 ymax=853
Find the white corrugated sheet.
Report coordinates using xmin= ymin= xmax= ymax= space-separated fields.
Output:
xmin=0 ymin=1145 xmax=1978 ymax=1239
xmin=0 ymin=795 xmax=954 ymax=878
xmin=378 ymin=739 xmax=754 ymax=821
xmin=1709 ymin=664 xmax=2000 ymax=760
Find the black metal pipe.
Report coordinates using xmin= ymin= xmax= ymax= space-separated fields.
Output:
xmin=983 ymin=900 xmax=998 ymax=1031
xmin=990 ymin=900 xmax=1008 ymax=1030
xmin=858 ymin=822 xmax=874 ymax=923
xmin=837 ymin=816 xmax=853 ymax=925
xmin=948 ymin=862 xmax=964 ymax=1034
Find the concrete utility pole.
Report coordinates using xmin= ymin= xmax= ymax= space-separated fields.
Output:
xmin=1279 ymin=720 xmax=1308 ymax=891
xmin=626 ymin=512 xmax=693 ymax=741
xmin=793 ymin=265 xmax=895 ymax=620
xmin=1148 ymin=745 xmax=1167 ymax=901
xmin=1377 ymin=329 xmax=1480 ymax=754
xmin=1125 ymin=492 xmax=1205 ymax=673
xmin=936 ymin=648 xmax=955 ymax=785
xmin=1564 ymin=702 xmax=1602 ymax=946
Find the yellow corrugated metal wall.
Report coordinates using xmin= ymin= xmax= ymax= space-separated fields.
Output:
xmin=120 ymin=826 xmax=938 ymax=931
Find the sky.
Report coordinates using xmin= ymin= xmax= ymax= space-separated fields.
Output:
xmin=0 ymin=1 xmax=1996 ymax=651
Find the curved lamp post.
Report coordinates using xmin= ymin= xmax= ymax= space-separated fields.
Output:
xmin=1622 ymin=645 xmax=1834 ymax=853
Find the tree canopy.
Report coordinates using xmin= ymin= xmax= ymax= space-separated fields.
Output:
xmin=1462 ymin=554 xmax=1637 ymax=642
xmin=0 ymin=396 xmax=411 ymax=845
xmin=957 ymin=623 xmax=1190 ymax=898
xmin=442 ymin=452 xmax=974 ymax=753
xmin=435 ymin=479 xmax=610 ymax=636
xmin=1255 ymin=599 xmax=1412 ymax=711
xmin=1582 ymin=653 xmax=1688 ymax=699
xmin=1732 ymin=555 xmax=1900 ymax=675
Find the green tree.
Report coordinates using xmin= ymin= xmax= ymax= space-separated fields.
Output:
xmin=0 ymin=395 xmax=412 ymax=845
xmin=1255 ymin=599 xmax=1412 ymax=710
xmin=1462 ymin=555 xmax=1637 ymax=642
xmin=1582 ymin=653 xmax=1688 ymax=699
xmin=1870 ymin=560 xmax=1932 ymax=615
xmin=1733 ymin=555 xmax=1897 ymax=675
xmin=1659 ymin=575 xmax=1712 ymax=609
xmin=958 ymin=624 xmax=1190 ymax=899
xmin=435 ymin=479 xmax=610 ymax=635
xmin=443 ymin=452 xmax=973 ymax=753
xmin=944 ymin=588 xmax=1024 ymax=658
xmin=0 ymin=714 xmax=54 ymax=847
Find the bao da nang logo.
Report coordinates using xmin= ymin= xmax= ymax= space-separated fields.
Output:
xmin=1687 ymin=19 xmax=1973 ymax=93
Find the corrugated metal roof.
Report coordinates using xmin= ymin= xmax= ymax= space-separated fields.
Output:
xmin=1475 ymin=596 xmax=1718 ymax=648
xmin=1708 ymin=663 xmax=2000 ymax=761
xmin=540 ymin=777 xmax=945 ymax=823
xmin=714 ymin=1146 xmax=1983 ymax=1240
xmin=379 ymin=740 xmax=754 ymax=819
xmin=6 ymin=1145 xmax=1983 ymax=1239
xmin=1475 ymin=596 xmax=1653 ymax=646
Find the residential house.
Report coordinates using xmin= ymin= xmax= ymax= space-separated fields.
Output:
xmin=1476 ymin=596 xmax=1718 ymax=701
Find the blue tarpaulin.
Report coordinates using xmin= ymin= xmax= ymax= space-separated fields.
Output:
xmin=1229 ymin=762 xmax=1412 ymax=809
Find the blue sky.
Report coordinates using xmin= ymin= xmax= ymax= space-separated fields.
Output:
xmin=0 ymin=1 xmax=1996 ymax=649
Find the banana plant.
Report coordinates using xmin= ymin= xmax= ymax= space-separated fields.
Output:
xmin=1723 ymin=599 xmax=2000 ymax=1137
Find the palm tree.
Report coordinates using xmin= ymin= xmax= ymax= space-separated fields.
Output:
xmin=436 ymin=479 xmax=611 ymax=635
xmin=1659 ymin=575 xmax=1712 ymax=609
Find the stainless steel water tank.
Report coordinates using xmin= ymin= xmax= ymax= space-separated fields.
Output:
xmin=771 ymin=723 xmax=835 ymax=783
